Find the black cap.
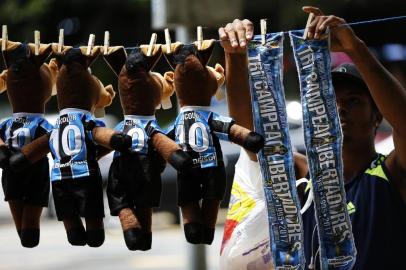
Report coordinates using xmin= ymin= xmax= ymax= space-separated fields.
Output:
xmin=331 ymin=63 xmax=368 ymax=91
xmin=332 ymin=63 xmax=380 ymax=112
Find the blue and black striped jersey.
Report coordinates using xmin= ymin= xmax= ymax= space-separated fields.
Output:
xmin=302 ymin=154 xmax=406 ymax=270
xmin=113 ymin=115 xmax=163 ymax=158
xmin=170 ymin=106 xmax=234 ymax=168
xmin=0 ymin=113 xmax=53 ymax=150
xmin=49 ymin=109 xmax=105 ymax=181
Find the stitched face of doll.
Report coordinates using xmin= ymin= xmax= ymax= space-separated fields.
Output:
xmin=173 ymin=45 xmax=218 ymax=107
xmin=118 ymin=49 xmax=162 ymax=116
xmin=5 ymin=44 xmax=53 ymax=113
xmin=56 ymin=48 xmax=101 ymax=111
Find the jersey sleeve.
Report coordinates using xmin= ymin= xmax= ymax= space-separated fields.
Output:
xmin=114 ymin=121 xmax=124 ymax=132
xmin=39 ymin=119 xmax=54 ymax=133
xmin=94 ymin=119 xmax=106 ymax=128
xmin=83 ymin=114 xmax=106 ymax=144
xmin=145 ymin=120 xmax=163 ymax=137
xmin=164 ymin=123 xmax=175 ymax=140
xmin=209 ymin=112 xmax=235 ymax=141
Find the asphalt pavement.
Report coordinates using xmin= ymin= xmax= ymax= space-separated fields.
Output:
xmin=0 ymin=214 xmax=225 ymax=270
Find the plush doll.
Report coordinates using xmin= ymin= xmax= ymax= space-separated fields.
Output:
xmin=103 ymin=44 xmax=192 ymax=251
xmin=0 ymin=39 xmax=56 ymax=247
xmin=162 ymin=40 xmax=264 ymax=245
xmin=10 ymin=45 xmax=132 ymax=247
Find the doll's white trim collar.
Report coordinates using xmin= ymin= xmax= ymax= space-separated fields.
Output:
xmin=180 ymin=106 xmax=211 ymax=113
xmin=124 ymin=115 xmax=156 ymax=121
xmin=60 ymin=108 xmax=91 ymax=115
xmin=12 ymin=112 xmax=44 ymax=119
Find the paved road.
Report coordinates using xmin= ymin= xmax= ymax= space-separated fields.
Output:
xmin=0 ymin=217 xmax=225 ymax=270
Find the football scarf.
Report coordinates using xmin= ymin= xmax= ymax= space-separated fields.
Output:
xmin=248 ymin=32 xmax=305 ymax=270
xmin=290 ymin=30 xmax=356 ymax=270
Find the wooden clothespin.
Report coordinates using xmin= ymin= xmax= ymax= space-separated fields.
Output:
xmin=2 ymin=25 xmax=8 ymax=51
xmin=34 ymin=30 xmax=40 ymax=55
xmin=146 ymin=33 xmax=157 ymax=57
xmin=260 ymin=19 xmax=267 ymax=45
xmin=103 ymin=31 xmax=110 ymax=55
xmin=164 ymin=28 xmax=171 ymax=54
xmin=86 ymin=34 xmax=95 ymax=55
xmin=303 ymin=13 xmax=315 ymax=39
xmin=58 ymin=29 xmax=64 ymax=53
xmin=197 ymin=26 xmax=203 ymax=50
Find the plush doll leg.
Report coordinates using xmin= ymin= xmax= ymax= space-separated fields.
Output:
xmin=134 ymin=207 xmax=153 ymax=250
xmin=85 ymin=217 xmax=105 ymax=247
xmin=20 ymin=205 xmax=43 ymax=248
xmin=200 ymin=199 xmax=220 ymax=245
xmin=8 ymin=200 xmax=24 ymax=237
xmin=63 ymin=217 xmax=86 ymax=246
xmin=181 ymin=202 xmax=203 ymax=244
xmin=118 ymin=207 xmax=146 ymax=251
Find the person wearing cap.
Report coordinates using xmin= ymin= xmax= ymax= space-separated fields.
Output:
xmin=218 ymin=6 xmax=406 ymax=270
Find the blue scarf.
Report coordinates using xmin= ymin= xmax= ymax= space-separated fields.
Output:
xmin=290 ymin=30 xmax=356 ymax=270
xmin=248 ymin=32 xmax=305 ymax=270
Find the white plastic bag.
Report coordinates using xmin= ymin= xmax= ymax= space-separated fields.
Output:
xmin=220 ymin=149 xmax=273 ymax=270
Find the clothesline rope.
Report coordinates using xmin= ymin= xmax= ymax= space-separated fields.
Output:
xmin=123 ymin=14 xmax=406 ymax=50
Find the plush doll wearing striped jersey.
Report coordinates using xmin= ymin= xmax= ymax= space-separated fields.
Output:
xmin=0 ymin=39 xmax=57 ymax=247
xmin=103 ymin=44 xmax=192 ymax=251
xmin=9 ymin=46 xmax=132 ymax=247
xmin=162 ymin=40 xmax=264 ymax=245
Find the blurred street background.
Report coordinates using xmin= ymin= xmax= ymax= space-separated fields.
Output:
xmin=0 ymin=0 xmax=404 ymax=269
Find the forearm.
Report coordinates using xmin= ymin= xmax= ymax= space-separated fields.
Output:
xmin=225 ymin=53 xmax=254 ymax=130
xmin=348 ymin=40 xmax=406 ymax=134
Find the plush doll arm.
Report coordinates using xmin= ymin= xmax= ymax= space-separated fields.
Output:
xmin=209 ymin=117 xmax=264 ymax=153
xmin=9 ymin=134 xmax=51 ymax=171
xmin=228 ymin=124 xmax=264 ymax=153
xmin=150 ymin=132 xmax=192 ymax=171
xmin=92 ymin=127 xmax=132 ymax=152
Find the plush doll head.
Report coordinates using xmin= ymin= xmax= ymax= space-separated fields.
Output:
xmin=1 ymin=40 xmax=55 ymax=113
xmin=162 ymin=40 xmax=225 ymax=107
xmin=55 ymin=46 xmax=114 ymax=115
xmin=104 ymin=45 xmax=174 ymax=115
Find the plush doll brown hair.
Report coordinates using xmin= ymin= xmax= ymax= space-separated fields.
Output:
xmin=103 ymin=44 xmax=192 ymax=251
xmin=162 ymin=40 xmax=264 ymax=245
xmin=9 ymin=45 xmax=132 ymax=247
xmin=0 ymin=39 xmax=56 ymax=247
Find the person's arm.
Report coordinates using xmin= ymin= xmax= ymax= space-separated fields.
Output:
xmin=219 ymin=20 xmax=259 ymax=161
xmin=304 ymin=6 xmax=406 ymax=201
xmin=219 ymin=19 xmax=254 ymax=130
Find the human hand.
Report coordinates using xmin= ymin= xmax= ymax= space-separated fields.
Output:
xmin=218 ymin=19 xmax=254 ymax=54
xmin=303 ymin=6 xmax=363 ymax=53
